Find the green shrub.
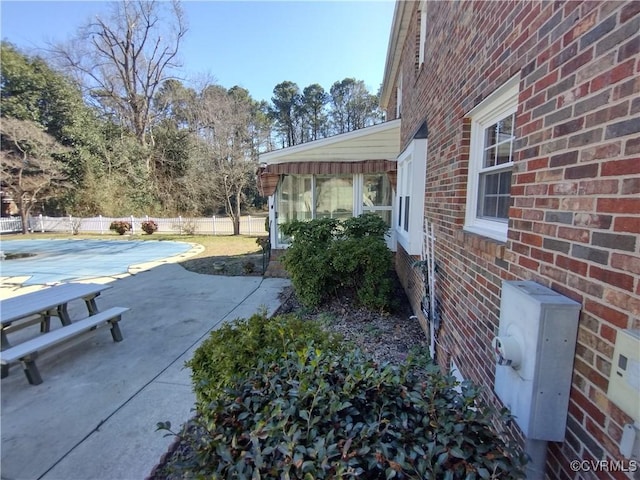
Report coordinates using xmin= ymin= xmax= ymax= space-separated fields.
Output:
xmin=280 ymin=218 xmax=340 ymax=307
xmin=168 ymin=347 xmax=526 ymax=479
xmin=331 ymin=236 xmax=393 ymax=311
xmin=281 ymin=214 xmax=393 ymax=310
xmin=187 ymin=312 xmax=342 ymax=407
xmin=341 ymin=213 xmax=390 ymax=238
xmin=109 ymin=220 xmax=131 ymax=235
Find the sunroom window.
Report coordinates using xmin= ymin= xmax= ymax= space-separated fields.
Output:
xmin=362 ymin=173 xmax=393 ymax=226
xmin=276 ymin=173 xmax=393 ymax=245
xmin=316 ymin=175 xmax=353 ymax=221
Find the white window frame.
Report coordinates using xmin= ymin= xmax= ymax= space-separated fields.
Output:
xmin=355 ymin=173 xmax=394 ymax=219
xmin=396 ymin=73 xmax=402 ymax=119
xmin=396 ymin=138 xmax=427 ymax=255
xmin=464 ymin=75 xmax=519 ymax=243
xmin=418 ymin=0 xmax=427 ymax=67
xmin=274 ymin=173 xmax=395 ymax=249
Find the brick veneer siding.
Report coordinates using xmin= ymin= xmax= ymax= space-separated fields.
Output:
xmin=394 ymin=244 xmax=426 ymax=331
xmin=388 ymin=1 xmax=639 ymax=478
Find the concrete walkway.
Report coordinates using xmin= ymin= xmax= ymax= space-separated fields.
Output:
xmin=0 ymin=264 xmax=290 ymax=480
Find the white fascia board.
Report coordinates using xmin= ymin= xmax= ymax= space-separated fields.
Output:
xmin=259 ymin=119 xmax=401 ymax=165
xmin=380 ymin=1 xmax=412 ymax=110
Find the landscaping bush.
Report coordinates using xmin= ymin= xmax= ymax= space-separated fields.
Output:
xmin=280 ymin=218 xmax=340 ymax=308
xmin=341 ymin=213 xmax=390 ymax=239
xmin=186 ymin=311 xmax=342 ymax=407
xmin=141 ymin=219 xmax=158 ymax=234
xmin=330 ymin=236 xmax=393 ymax=311
xmin=165 ymin=347 xmax=526 ymax=479
xmin=109 ymin=220 xmax=131 ymax=235
xmin=281 ymin=214 xmax=394 ymax=310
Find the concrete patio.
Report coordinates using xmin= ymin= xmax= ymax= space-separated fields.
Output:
xmin=0 ymin=263 xmax=289 ymax=480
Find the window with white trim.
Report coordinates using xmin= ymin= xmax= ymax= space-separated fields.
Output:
xmin=418 ymin=0 xmax=427 ymax=67
xmin=396 ymin=137 xmax=427 ymax=255
xmin=276 ymin=173 xmax=393 ymax=246
xmin=464 ymin=76 xmax=519 ymax=243
xmin=361 ymin=173 xmax=393 ymax=226
xmin=398 ymin=159 xmax=411 ymax=233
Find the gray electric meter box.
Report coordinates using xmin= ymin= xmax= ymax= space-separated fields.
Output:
xmin=493 ymin=281 xmax=581 ymax=441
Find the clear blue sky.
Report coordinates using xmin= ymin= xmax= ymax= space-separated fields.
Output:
xmin=0 ymin=1 xmax=395 ymax=103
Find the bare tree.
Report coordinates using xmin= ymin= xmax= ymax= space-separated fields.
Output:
xmin=0 ymin=118 xmax=68 ymax=233
xmin=52 ymin=0 xmax=187 ymax=171
xmin=192 ymin=85 xmax=257 ymax=235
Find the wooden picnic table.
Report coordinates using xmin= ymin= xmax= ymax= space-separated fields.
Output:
xmin=0 ymin=283 xmax=112 ymax=349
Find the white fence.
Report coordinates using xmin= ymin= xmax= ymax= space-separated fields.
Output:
xmin=0 ymin=217 xmax=22 ymax=234
xmin=1 ymin=215 xmax=268 ymax=236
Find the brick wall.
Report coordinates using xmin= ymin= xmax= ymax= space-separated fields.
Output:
xmin=394 ymin=244 xmax=427 ymax=332
xmin=388 ymin=1 xmax=639 ymax=478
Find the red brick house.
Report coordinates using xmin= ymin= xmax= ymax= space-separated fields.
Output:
xmin=380 ymin=1 xmax=639 ymax=479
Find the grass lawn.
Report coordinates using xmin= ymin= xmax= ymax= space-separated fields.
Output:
xmin=1 ymin=232 xmax=268 ymax=276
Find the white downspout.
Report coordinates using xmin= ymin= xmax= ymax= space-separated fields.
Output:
xmin=524 ymin=439 xmax=548 ymax=480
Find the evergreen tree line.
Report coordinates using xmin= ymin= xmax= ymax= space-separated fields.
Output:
xmin=0 ymin=3 xmax=383 ymax=234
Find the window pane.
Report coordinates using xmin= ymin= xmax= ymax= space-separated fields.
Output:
xmin=403 ymin=196 xmax=410 ymax=231
xmin=398 ymin=197 xmax=403 ymax=227
xmin=315 ymin=175 xmax=353 ymax=220
xmin=483 ymin=146 xmax=496 ymax=168
xmin=498 ymin=195 xmax=510 ymax=219
xmin=277 ymin=174 xmax=312 ymax=243
xmin=477 ymin=170 xmax=511 ymax=220
xmin=485 ymin=124 xmax=497 ymax=147
xmin=500 ymin=115 xmax=514 ymax=137
xmin=363 ymin=174 xmax=392 ymax=207
xmin=484 ymin=172 xmax=499 ymax=194
xmin=499 ymin=170 xmax=512 ymax=194
xmin=483 ymin=113 xmax=515 ymax=168
xmin=480 ymin=195 xmax=497 ymax=218
xmin=496 ymin=141 xmax=512 ymax=165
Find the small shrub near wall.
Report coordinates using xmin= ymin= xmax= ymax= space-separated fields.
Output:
xmin=280 ymin=218 xmax=339 ymax=308
xmin=167 ymin=346 xmax=526 ymax=479
xmin=109 ymin=220 xmax=131 ymax=235
xmin=281 ymin=214 xmax=393 ymax=310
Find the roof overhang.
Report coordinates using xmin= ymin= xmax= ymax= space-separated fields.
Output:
xmin=257 ymin=120 xmax=401 ymax=196
xmin=259 ymin=119 xmax=401 ymax=165
xmin=380 ymin=1 xmax=412 ymax=111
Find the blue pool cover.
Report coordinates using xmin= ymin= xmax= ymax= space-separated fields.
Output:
xmin=0 ymin=239 xmax=192 ymax=285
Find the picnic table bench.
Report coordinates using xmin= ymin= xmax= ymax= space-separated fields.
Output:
xmin=1 ymin=283 xmax=128 ymax=385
